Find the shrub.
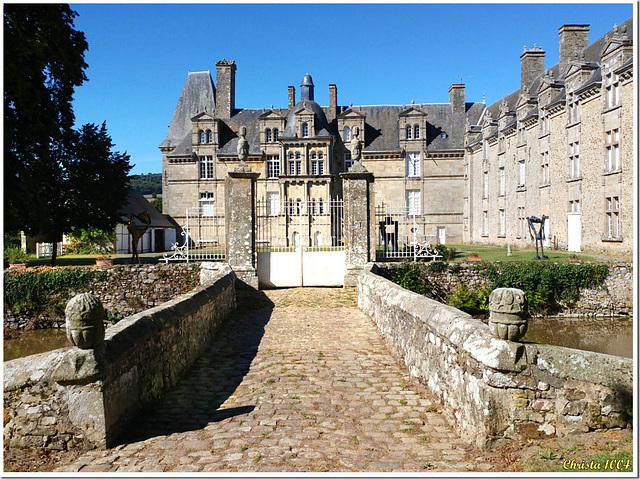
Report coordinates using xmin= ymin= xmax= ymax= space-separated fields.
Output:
xmin=4 ymin=246 xmax=28 ymax=264
xmin=434 ymin=244 xmax=456 ymax=261
xmin=428 ymin=261 xmax=447 ymax=273
xmin=390 ymin=261 xmax=432 ymax=295
xmin=447 ymin=284 xmax=491 ymax=316
xmin=66 ymin=227 xmax=115 ymax=255
xmin=487 ymin=262 xmax=608 ymax=314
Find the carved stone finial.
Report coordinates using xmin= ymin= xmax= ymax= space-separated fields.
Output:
xmin=349 ymin=125 xmax=362 ymax=165
xmin=65 ymin=293 xmax=105 ymax=349
xmin=488 ymin=288 xmax=528 ymax=342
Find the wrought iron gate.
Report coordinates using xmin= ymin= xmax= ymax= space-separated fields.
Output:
xmin=256 ymin=199 xmax=345 ymax=287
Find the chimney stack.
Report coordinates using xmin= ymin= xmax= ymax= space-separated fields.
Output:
xmin=559 ymin=24 xmax=589 ymax=74
xmin=521 ymin=45 xmax=545 ymax=90
xmin=215 ymin=59 xmax=236 ymax=118
xmin=449 ymin=84 xmax=465 ymax=115
xmin=288 ymin=86 xmax=295 ymax=110
xmin=328 ymin=84 xmax=337 ymax=122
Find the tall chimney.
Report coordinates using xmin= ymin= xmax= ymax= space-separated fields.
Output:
xmin=449 ymin=84 xmax=465 ymax=115
xmin=215 ymin=59 xmax=236 ymax=118
xmin=559 ymin=24 xmax=589 ymax=74
xmin=328 ymin=84 xmax=337 ymax=122
xmin=521 ymin=45 xmax=545 ymax=89
xmin=288 ymin=86 xmax=295 ymax=110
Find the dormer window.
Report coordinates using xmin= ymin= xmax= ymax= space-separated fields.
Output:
xmin=206 ymin=129 xmax=213 ymax=143
xmin=273 ymin=128 xmax=279 ymax=141
xmin=198 ymin=129 xmax=205 ymax=144
xmin=414 ymin=125 xmax=420 ymax=139
xmin=266 ymin=128 xmax=272 ymax=142
xmin=406 ymin=125 xmax=412 ymax=140
xmin=302 ymin=122 xmax=309 ymax=138
xmin=344 ymin=126 xmax=351 ymax=142
xmin=311 ymin=152 xmax=317 ymax=159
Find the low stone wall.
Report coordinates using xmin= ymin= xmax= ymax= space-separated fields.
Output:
xmin=375 ymin=261 xmax=633 ymax=317
xmin=3 ymin=263 xmax=235 ymax=450
xmin=357 ymin=264 xmax=632 ymax=448
xmin=4 ymin=263 xmax=201 ymax=330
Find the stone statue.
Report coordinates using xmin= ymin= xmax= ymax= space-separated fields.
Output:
xmin=235 ymin=125 xmax=252 ymax=172
xmin=65 ymin=293 xmax=105 ymax=349
xmin=350 ymin=125 xmax=362 ymax=163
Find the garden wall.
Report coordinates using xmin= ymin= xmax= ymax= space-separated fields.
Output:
xmin=357 ymin=264 xmax=632 ymax=448
xmin=3 ymin=263 xmax=235 ymax=450
xmin=375 ymin=261 xmax=633 ymax=316
xmin=4 ymin=263 xmax=201 ymax=330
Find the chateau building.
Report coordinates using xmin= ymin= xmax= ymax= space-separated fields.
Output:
xmin=161 ymin=18 xmax=633 ymax=256
xmin=464 ymin=18 xmax=634 ymax=255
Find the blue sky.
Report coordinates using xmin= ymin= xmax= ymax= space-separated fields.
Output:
xmin=69 ymin=3 xmax=634 ymax=175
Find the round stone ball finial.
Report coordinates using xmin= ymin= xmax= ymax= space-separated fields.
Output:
xmin=65 ymin=293 xmax=105 ymax=349
xmin=488 ymin=288 xmax=528 ymax=342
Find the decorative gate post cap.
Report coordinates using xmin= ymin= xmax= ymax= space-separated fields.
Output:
xmin=488 ymin=288 xmax=528 ymax=342
xmin=65 ymin=293 xmax=105 ymax=349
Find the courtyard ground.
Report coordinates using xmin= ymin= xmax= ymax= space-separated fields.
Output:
xmin=4 ymin=287 xmax=634 ymax=473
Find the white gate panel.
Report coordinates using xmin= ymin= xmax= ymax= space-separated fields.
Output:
xmin=258 ymin=251 xmax=302 ymax=288
xmin=302 ymin=249 xmax=345 ymax=287
xmin=567 ymin=213 xmax=581 ymax=252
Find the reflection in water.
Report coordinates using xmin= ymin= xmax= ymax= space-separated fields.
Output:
xmin=4 ymin=329 xmax=70 ymax=361
xmin=523 ymin=316 xmax=633 ymax=359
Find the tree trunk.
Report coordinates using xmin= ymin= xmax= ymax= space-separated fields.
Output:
xmin=50 ymin=240 xmax=58 ymax=266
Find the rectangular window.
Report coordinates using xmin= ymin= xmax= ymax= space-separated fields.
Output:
xmin=483 ymin=141 xmax=489 ymax=160
xmin=499 ymin=167 xmax=505 ymax=196
xmin=605 ymin=196 xmax=620 ymax=238
xmin=199 ymin=192 xmax=214 ymax=216
xmin=406 ymin=152 xmax=420 ymax=177
xmin=499 ymin=209 xmax=505 ymax=236
xmin=518 ymin=207 xmax=526 ymax=238
xmin=483 ymin=211 xmax=489 ymax=236
xmin=569 ymin=199 xmax=581 ymax=213
xmin=318 ymin=198 xmax=325 ymax=215
xmin=569 ymin=141 xmax=580 ymax=178
xmin=267 ymin=192 xmax=280 ymax=216
xmin=605 ymin=129 xmax=620 ymax=172
xmin=518 ymin=160 xmax=526 ymax=186
xmin=406 ymin=190 xmax=421 ymax=216
xmin=267 ymin=155 xmax=280 ymax=179
xmin=344 ymin=153 xmax=352 ymax=171
xmin=540 ymin=151 xmax=550 ymax=185
xmin=199 ymin=155 xmax=214 ymax=179
xmin=311 ymin=160 xmax=324 ymax=176
xmin=483 ymin=171 xmax=489 ymax=198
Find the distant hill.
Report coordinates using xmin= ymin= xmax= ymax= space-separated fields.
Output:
xmin=129 ymin=173 xmax=162 ymax=196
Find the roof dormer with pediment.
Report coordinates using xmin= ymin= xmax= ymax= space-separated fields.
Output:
xmin=398 ymin=104 xmax=428 ymax=144
xmin=337 ymin=107 xmax=366 ymax=147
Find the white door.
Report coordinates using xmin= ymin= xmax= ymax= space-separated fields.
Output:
xmin=437 ymin=227 xmax=446 ymax=245
xmin=543 ymin=217 xmax=551 ymax=248
xmin=567 ymin=213 xmax=581 ymax=252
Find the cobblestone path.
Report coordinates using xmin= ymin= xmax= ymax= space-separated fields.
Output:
xmin=57 ymin=287 xmax=496 ymax=473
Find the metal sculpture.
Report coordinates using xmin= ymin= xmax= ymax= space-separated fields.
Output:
xmin=526 ymin=215 xmax=548 ymax=260
xmin=127 ymin=211 xmax=151 ymax=264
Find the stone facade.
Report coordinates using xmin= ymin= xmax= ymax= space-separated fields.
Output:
xmin=464 ymin=20 xmax=633 ymax=256
xmin=4 ymin=264 xmax=201 ymax=330
xmin=3 ymin=263 xmax=235 ymax=450
xmin=357 ymin=264 xmax=632 ymax=448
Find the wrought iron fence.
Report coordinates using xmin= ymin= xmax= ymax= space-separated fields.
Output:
xmin=163 ymin=207 xmax=226 ymax=263
xmin=374 ymin=204 xmax=441 ymax=261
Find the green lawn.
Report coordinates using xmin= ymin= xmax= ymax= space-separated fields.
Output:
xmin=23 ymin=253 xmax=167 ymax=267
xmin=446 ymin=244 xmax=602 ymax=263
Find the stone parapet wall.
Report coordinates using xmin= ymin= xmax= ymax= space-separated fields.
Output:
xmin=4 ymin=263 xmax=201 ymax=330
xmin=357 ymin=264 xmax=632 ymax=448
xmin=374 ymin=261 xmax=632 ymax=317
xmin=3 ymin=263 xmax=235 ymax=450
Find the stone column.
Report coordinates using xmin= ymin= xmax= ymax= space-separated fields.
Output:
xmin=225 ymin=169 xmax=260 ymax=288
xmin=341 ymin=163 xmax=375 ymax=287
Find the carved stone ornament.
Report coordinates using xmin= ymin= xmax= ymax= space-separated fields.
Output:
xmin=235 ymin=125 xmax=252 ymax=172
xmin=488 ymin=288 xmax=528 ymax=342
xmin=65 ymin=293 xmax=105 ymax=349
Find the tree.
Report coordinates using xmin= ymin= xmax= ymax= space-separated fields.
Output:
xmin=4 ymin=5 xmax=132 ymax=264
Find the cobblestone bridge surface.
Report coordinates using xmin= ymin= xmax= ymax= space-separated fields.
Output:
xmin=57 ymin=287 xmax=497 ymax=473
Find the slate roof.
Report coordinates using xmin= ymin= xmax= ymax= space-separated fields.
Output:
xmin=160 ymin=71 xmax=216 ymax=150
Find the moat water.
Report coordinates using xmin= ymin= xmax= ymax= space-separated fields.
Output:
xmin=2 ymin=316 xmax=633 ymax=361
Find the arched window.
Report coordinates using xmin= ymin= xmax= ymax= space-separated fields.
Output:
xmin=344 ymin=126 xmax=351 ymax=142
xmin=302 ymin=123 xmax=309 ymax=138
xmin=206 ymin=129 xmax=213 ymax=143
xmin=266 ymin=128 xmax=272 ymax=143
xmin=292 ymin=231 xmax=300 ymax=246
xmin=406 ymin=125 xmax=412 ymax=140
xmin=311 ymin=152 xmax=317 ymax=159
xmin=414 ymin=125 xmax=420 ymax=139
xmin=318 ymin=151 xmax=324 ymax=159
xmin=273 ymin=128 xmax=279 ymax=141
xmin=295 ymin=151 xmax=301 ymax=159
xmin=198 ymin=129 xmax=205 ymax=143
xmin=314 ymin=231 xmax=322 ymax=246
